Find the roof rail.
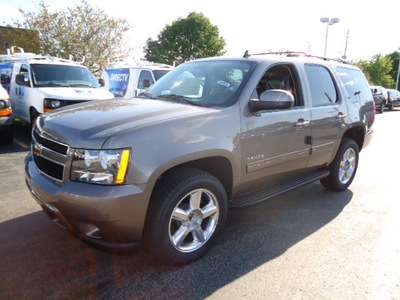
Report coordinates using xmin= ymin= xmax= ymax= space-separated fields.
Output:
xmin=243 ymin=50 xmax=350 ymax=64
xmin=0 ymin=46 xmax=83 ymax=65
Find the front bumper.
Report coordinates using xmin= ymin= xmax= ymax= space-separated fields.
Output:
xmin=25 ymin=153 xmax=150 ymax=248
xmin=0 ymin=115 xmax=14 ymax=132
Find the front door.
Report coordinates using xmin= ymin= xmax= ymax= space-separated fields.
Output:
xmin=239 ymin=64 xmax=312 ymax=193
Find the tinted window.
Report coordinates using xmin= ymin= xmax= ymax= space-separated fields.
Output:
xmin=138 ymin=70 xmax=154 ymax=89
xmin=20 ymin=64 xmax=29 ymax=73
xmin=336 ymin=67 xmax=372 ymax=103
xmin=153 ymin=70 xmax=170 ymax=81
xmin=30 ymin=64 xmax=99 ymax=88
xmin=305 ymin=64 xmax=338 ymax=106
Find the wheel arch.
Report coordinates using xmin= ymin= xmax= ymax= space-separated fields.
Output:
xmin=150 ymin=156 xmax=234 ymax=200
xmin=342 ymin=125 xmax=365 ymax=152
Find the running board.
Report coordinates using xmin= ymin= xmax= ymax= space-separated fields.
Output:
xmin=229 ymin=169 xmax=330 ymax=207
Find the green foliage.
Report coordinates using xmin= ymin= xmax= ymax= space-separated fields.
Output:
xmin=387 ymin=51 xmax=400 ymax=87
xmin=14 ymin=0 xmax=131 ymax=76
xmin=144 ymin=12 xmax=226 ymax=65
xmin=359 ymin=54 xmax=396 ymax=88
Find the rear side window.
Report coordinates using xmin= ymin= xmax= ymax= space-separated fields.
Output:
xmin=336 ymin=67 xmax=372 ymax=103
xmin=138 ymin=70 xmax=154 ymax=89
xmin=304 ymin=64 xmax=338 ymax=106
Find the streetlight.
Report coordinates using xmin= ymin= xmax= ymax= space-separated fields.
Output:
xmin=320 ymin=17 xmax=340 ymax=57
xmin=396 ymin=48 xmax=400 ymax=91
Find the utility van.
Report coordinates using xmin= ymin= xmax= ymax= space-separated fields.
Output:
xmin=100 ymin=61 xmax=173 ymax=98
xmin=0 ymin=47 xmax=114 ymax=124
xmin=0 ymin=82 xmax=13 ymax=143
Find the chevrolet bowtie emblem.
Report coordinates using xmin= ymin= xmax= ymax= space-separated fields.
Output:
xmin=33 ymin=143 xmax=42 ymax=156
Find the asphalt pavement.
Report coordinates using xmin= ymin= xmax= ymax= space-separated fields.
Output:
xmin=0 ymin=111 xmax=399 ymax=299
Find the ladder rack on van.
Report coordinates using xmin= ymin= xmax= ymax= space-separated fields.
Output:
xmin=106 ymin=58 xmax=173 ymax=70
xmin=0 ymin=46 xmax=83 ymax=65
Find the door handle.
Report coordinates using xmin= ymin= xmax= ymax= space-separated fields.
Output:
xmin=336 ymin=112 xmax=347 ymax=119
xmin=295 ymin=119 xmax=310 ymax=127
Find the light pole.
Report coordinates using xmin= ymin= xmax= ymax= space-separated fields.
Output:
xmin=396 ymin=48 xmax=400 ymax=91
xmin=320 ymin=17 xmax=340 ymax=57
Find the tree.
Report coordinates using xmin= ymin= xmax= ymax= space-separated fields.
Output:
xmin=359 ymin=54 xmax=396 ymax=88
xmin=144 ymin=12 xmax=226 ymax=65
xmin=12 ymin=0 xmax=130 ymax=75
xmin=387 ymin=51 xmax=400 ymax=89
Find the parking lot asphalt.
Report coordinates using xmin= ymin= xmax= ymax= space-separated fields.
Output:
xmin=0 ymin=111 xmax=399 ymax=299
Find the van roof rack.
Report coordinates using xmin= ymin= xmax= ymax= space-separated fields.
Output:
xmin=243 ymin=50 xmax=350 ymax=64
xmin=0 ymin=46 xmax=84 ymax=65
xmin=106 ymin=58 xmax=173 ymax=69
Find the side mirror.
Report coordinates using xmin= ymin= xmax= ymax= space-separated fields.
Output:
xmin=143 ymin=79 xmax=151 ymax=88
xmin=16 ymin=74 xmax=30 ymax=86
xmin=249 ymin=89 xmax=294 ymax=116
xmin=99 ymin=78 xmax=105 ymax=87
xmin=1 ymin=74 xmax=10 ymax=84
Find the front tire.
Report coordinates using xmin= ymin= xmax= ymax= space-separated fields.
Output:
xmin=321 ymin=138 xmax=359 ymax=191
xmin=144 ymin=168 xmax=228 ymax=264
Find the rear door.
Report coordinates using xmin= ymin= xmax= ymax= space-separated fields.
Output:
xmin=302 ymin=64 xmax=347 ymax=168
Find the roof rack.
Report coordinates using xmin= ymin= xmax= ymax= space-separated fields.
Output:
xmin=243 ymin=50 xmax=350 ymax=64
xmin=106 ymin=58 xmax=173 ymax=70
xmin=0 ymin=46 xmax=83 ymax=65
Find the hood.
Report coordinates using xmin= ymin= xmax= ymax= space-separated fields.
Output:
xmin=0 ymin=85 xmax=8 ymax=99
xmin=37 ymin=98 xmax=213 ymax=148
xmin=38 ymin=87 xmax=114 ymax=100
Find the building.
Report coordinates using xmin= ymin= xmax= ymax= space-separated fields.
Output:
xmin=0 ymin=26 xmax=39 ymax=54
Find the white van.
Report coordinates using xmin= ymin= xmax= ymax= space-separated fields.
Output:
xmin=100 ymin=61 xmax=173 ymax=98
xmin=0 ymin=47 xmax=114 ymax=124
xmin=0 ymin=82 xmax=13 ymax=143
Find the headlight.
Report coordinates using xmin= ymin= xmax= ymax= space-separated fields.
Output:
xmin=0 ymin=100 xmax=5 ymax=109
xmin=44 ymin=98 xmax=62 ymax=112
xmin=71 ymin=149 xmax=131 ymax=185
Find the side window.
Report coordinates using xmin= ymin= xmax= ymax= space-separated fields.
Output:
xmin=19 ymin=64 xmax=29 ymax=74
xmin=336 ymin=67 xmax=372 ymax=103
xmin=138 ymin=70 xmax=154 ymax=89
xmin=304 ymin=64 xmax=338 ymax=106
xmin=252 ymin=64 xmax=303 ymax=107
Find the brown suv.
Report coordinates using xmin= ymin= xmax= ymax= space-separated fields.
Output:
xmin=25 ymin=52 xmax=374 ymax=263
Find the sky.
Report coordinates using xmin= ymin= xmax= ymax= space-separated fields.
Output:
xmin=1 ymin=0 xmax=399 ymax=62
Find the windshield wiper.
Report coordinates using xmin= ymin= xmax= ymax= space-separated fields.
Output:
xmin=35 ymin=83 xmax=66 ymax=87
xmin=138 ymin=92 xmax=158 ymax=99
xmin=68 ymin=84 xmax=94 ymax=88
xmin=159 ymin=94 xmax=203 ymax=106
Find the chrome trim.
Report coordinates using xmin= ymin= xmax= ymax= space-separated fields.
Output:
xmin=31 ymin=130 xmax=70 ymax=183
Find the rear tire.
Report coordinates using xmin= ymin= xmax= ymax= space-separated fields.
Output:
xmin=321 ymin=138 xmax=359 ymax=191
xmin=379 ymin=103 xmax=385 ymax=113
xmin=144 ymin=168 xmax=228 ymax=264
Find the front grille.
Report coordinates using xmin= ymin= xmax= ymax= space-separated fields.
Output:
xmin=33 ymin=130 xmax=68 ymax=155
xmin=32 ymin=130 xmax=70 ymax=182
xmin=33 ymin=155 xmax=64 ymax=181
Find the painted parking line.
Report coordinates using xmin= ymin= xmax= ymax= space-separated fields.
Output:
xmin=14 ymin=138 xmax=30 ymax=149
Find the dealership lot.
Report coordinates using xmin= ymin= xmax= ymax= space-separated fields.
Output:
xmin=0 ymin=112 xmax=399 ymax=299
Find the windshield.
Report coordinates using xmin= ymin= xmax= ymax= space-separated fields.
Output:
xmin=153 ymin=70 xmax=170 ymax=81
xmin=30 ymin=64 xmax=100 ymax=88
xmin=144 ymin=60 xmax=256 ymax=107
